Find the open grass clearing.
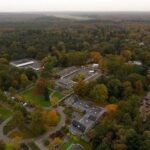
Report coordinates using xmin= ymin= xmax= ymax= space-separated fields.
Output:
xmin=18 ymin=87 xmax=65 ymax=107
xmin=0 ymin=107 xmax=12 ymax=123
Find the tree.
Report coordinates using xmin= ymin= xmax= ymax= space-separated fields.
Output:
xmin=50 ymin=97 xmax=58 ymax=106
xmin=96 ymin=143 xmax=111 ymax=150
xmin=121 ymin=50 xmax=132 ymax=61
xmin=99 ymin=58 xmax=108 ymax=73
xmin=135 ymin=80 xmax=143 ymax=95
xmin=49 ymin=110 xmax=58 ymax=125
xmin=52 ymin=137 xmax=62 ymax=146
xmin=0 ymin=58 xmax=8 ymax=64
xmin=13 ymin=111 xmax=26 ymax=129
xmin=10 ymin=136 xmax=22 ymax=150
xmin=20 ymin=73 xmax=29 ymax=87
xmin=72 ymin=73 xmax=85 ymax=82
xmin=122 ymin=81 xmax=133 ymax=98
xmin=89 ymin=51 xmax=102 ymax=63
xmin=122 ymin=113 xmax=132 ymax=127
xmin=42 ymin=55 xmax=57 ymax=76
xmin=35 ymin=78 xmax=47 ymax=95
xmin=90 ymin=84 xmax=108 ymax=103
xmin=44 ymin=86 xmax=49 ymax=101
xmin=126 ymin=131 xmax=142 ymax=150
xmin=107 ymin=78 xmax=121 ymax=98
xmin=74 ymin=81 xmax=87 ymax=97
xmin=0 ymin=89 xmax=7 ymax=102
xmin=27 ymin=46 xmax=37 ymax=58
xmin=31 ymin=110 xmax=46 ymax=136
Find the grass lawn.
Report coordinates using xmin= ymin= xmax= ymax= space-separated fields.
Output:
xmin=19 ymin=87 xmax=64 ymax=107
xmin=0 ymin=107 xmax=12 ymax=122
xmin=61 ymin=133 xmax=92 ymax=150
xmin=19 ymin=88 xmax=50 ymax=107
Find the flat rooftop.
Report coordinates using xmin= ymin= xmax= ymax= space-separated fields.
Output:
xmin=10 ymin=59 xmax=34 ymax=65
xmin=10 ymin=59 xmax=41 ymax=71
xmin=68 ymin=95 xmax=106 ymax=135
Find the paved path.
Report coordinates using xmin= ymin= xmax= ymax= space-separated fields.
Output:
xmin=34 ymin=106 xmax=66 ymax=150
xmin=0 ymin=117 xmax=12 ymax=143
xmin=0 ymin=106 xmax=66 ymax=150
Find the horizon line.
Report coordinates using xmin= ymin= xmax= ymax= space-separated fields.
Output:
xmin=0 ymin=10 xmax=150 ymax=13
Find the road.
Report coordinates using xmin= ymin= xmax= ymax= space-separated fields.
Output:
xmin=0 ymin=106 xmax=66 ymax=150
xmin=0 ymin=117 xmax=12 ymax=143
xmin=34 ymin=106 xmax=66 ymax=150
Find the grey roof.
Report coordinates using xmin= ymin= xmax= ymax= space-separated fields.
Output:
xmin=10 ymin=59 xmax=33 ymax=65
xmin=72 ymin=120 xmax=86 ymax=133
xmin=69 ymin=95 xmax=106 ymax=135
xmin=10 ymin=59 xmax=41 ymax=71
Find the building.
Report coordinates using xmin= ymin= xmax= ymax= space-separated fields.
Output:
xmin=56 ymin=78 xmax=76 ymax=90
xmin=65 ymin=95 xmax=106 ymax=135
xmin=10 ymin=59 xmax=41 ymax=71
xmin=56 ymin=65 xmax=101 ymax=90
xmin=127 ymin=61 xmax=142 ymax=66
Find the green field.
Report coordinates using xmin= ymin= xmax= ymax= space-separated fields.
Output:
xmin=19 ymin=87 xmax=64 ymax=107
xmin=0 ymin=107 xmax=12 ymax=122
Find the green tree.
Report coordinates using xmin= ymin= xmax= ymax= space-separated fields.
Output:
xmin=90 ymin=84 xmax=108 ymax=103
xmin=31 ymin=110 xmax=46 ymax=136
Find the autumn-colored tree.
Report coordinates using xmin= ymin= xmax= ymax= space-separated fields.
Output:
xmin=35 ymin=78 xmax=47 ymax=95
xmin=105 ymin=104 xmax=118 ymax=113
xmin=89 ymin=51 xmax=102 ymax=63
xmin=52 ymin=137 xmax=62 ymax=146
xmin=49 ymin=110 xmax=58 ymax=125
xmin=121 ymin=50 xmax=132 ymax=61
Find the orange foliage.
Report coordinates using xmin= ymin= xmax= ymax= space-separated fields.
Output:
xmin=105 ymin=104 xmax=118 ymax=113
xmin=49 ymin=110 xmax=58 ymax=123
xmin=89 ymin=51 xmax=102 ymax=63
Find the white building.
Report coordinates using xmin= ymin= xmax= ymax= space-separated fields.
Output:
xmin=10 ymin=59 xmax=41 ymax=71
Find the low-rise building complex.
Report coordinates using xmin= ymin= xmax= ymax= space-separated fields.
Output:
xmin=10 ymin=59 xmax=41 ymax=71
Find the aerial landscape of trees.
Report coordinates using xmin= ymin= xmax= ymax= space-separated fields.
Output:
xmin=0 ymin=13 xmax=150 ymax=149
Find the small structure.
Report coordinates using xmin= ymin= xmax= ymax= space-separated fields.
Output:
xmin=139 ymin=42 xmax=145 ymax=46
xmin=10 ymin=59 xmax=41 ymax=71
xmin=127 ymin=61 xmax=142 ymax=66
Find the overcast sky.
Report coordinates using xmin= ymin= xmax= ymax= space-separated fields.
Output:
xmin=0 ymin=0 xmax=149 ymax=12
